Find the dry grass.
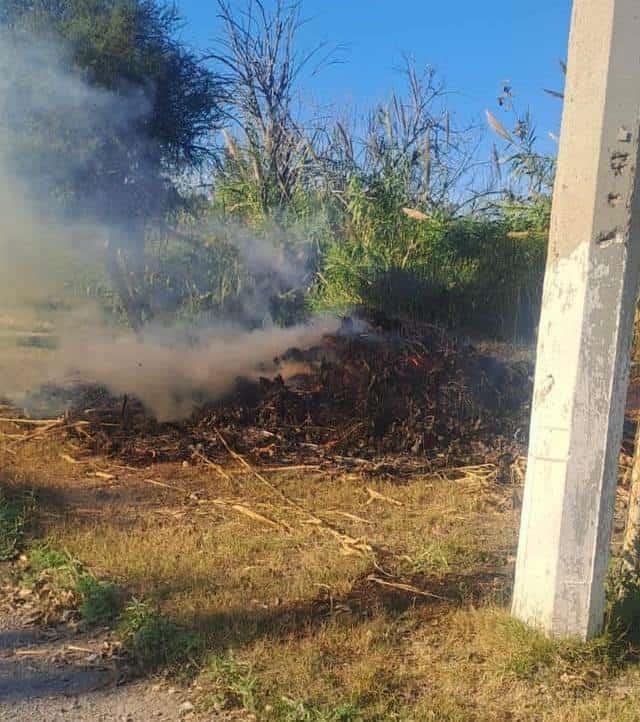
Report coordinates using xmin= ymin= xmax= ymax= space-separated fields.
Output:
xmin=2 ymin=431 xmax=640 ymax=720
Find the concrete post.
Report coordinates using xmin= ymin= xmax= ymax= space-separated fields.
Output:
xmin=511 ymin=0 xmax=640 ymax=640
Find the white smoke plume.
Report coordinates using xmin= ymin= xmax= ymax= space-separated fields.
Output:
xmin=58 ymin=321 xmax=333 ymax=421
xmin=0 ymin=29 xmax=336 ymax=420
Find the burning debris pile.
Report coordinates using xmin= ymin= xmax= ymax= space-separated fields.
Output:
xmin=0 ymin=26 xmax=532 ymax=476
xmin=68 ymin=319 xmax=532 ymax=469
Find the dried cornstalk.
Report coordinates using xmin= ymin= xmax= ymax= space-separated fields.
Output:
xmin=366 ymin=575 xmax=450 ymax=602
xmin=0 ymin=417 xmax=62 ymax=426
xmin=365 ymin=487 xmax=403 ymax=507
xmin=214 ymin=428 xmax=373 ymax=556
xmin=219 ymin=501 xmax=291 ymax=532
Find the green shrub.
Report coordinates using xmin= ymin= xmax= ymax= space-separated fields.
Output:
xmin=203 ymin=653 xmax=362 ymax=721
xmin=119 ymin=598 xmax=200 ymax=670
xmin=204 ymin=653 xmax=260 ymax=714
xmin=26 ymin=546 xmax=71 ymax=574
xmin=76 ymin=573 xmax=123 ymax=625
xmin=22 ymin=546 xmax=123 ymax=625
xmin=602 ymin=561 xmax=640 ymax=663
xmin=314 ymin=201 xmax=546 ymax=340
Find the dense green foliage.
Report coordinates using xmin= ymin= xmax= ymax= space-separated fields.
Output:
xmin=0 ymin=0 xmax=553 ymax=340
xmin=1 ymin=0 xmax=225 ymax=328
xmin=2 ymin=0 xmax=223 ymax=187
xmin=312 ymin=189 xmax=547 ymax=338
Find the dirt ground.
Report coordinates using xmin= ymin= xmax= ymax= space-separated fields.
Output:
xmin=0 ymin=600 xmax=220 ymax=722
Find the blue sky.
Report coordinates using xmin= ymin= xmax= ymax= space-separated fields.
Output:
xmin=177 ymin=0 xmax=572 ymax=155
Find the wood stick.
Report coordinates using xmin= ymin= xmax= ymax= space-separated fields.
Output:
xmin=367 ymin=575 xmax=450 ymax=602
xmin=143 ymin=478 xmax=185 ymax=492
xmin=0 ymin=417 xmax=62 ymax=426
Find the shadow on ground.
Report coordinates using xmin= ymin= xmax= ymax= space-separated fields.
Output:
xmin=171 ymin=565 xmax=514 ymax=650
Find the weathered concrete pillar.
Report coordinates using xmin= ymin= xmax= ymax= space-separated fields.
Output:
xmin=511 ymin=0 xmax=640 ymax=640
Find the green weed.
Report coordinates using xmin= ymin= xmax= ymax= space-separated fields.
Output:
xmin=76 ymin=573 xmax=123 ymax=625
xmin=21 ymin=546 xmax=123 ymax=625
xmin=271 ymin=698 xmax=363 ymax=722
xmin=603 ymin=561 xmax=640 ymax=660
xmin=203 ymin=652 xmax=363 ymax=722
xmin=25 ymin=546 xmax=72 ymax=575
xmin=119 ymin=598 xmax=200 ymax=670
xmin=204 ymin=653 xmax=260 ymax=714
xmin=0 ymin=490 xmax=35 ymax=561
xmin=498 ymin=618 xmax=557 ymax=680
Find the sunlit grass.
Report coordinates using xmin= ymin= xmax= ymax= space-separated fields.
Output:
xmin=4 ymin=436 xmax=640 ymax=720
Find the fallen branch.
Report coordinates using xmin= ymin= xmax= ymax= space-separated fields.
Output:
xmin=214 ymin=428 xmax=374 ymax=556
xmin=60 ymin=454 xmax=80 ymax=465
xmin=365 ymin=487 xmax=403 ymax=507
xmin=0 ymin=417 xmax=63 ymax=426
xmin=260 ymin=464 xmax=321 ymax=472
xmin=367 ymin=575 xmax=451 ymax=602
xmin=142 ymin=478 xmax=185 ymax=492
xmin=191 ymin=449 xmax=234 ymax=483
xmin=222 ymin=501 xmax=292 ymax=532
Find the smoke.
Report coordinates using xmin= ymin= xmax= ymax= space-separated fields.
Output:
xmin=0 ymin=28 xmax=336 ymax=420
xmin=0 ymin=30 xmax=139 ymax=309
xmin=56 ymin=321 xmax=331 ymax=421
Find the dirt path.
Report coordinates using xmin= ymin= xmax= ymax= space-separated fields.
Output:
xmin=0 ymin=607 xmax=214 ymax=721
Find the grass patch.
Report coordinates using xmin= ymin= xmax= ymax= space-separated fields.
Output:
xmin=19 ymin=545 xmax=197 ymax=671
xmin=0 ymin=489 xmax=35 ymax=560
xmin=76 ymin=573 xmax=123 ymax=626
xmin=202 ymin=651 xmax=367 ymax=721
xmin=20 ymin=545 xmax=124 ymax=626
xmin=26 ymin=545 xmax=70 ymax=574
xmin=270 ymin=698 xmax=363 ymax=722
xmin=203 ymin=653 xmax=260 ymax=714
xmin=12 ymin=441 xmax=640 ymax=720
xmin=20 ymin=545 xmax=192 ymax=670
xmin=119 ymin=598 xmax=200 ymax=671
xmin=395 ymin=537 xmax=501 ymax=578
xmin=497 ymin=617 xmax=558 ymax=679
